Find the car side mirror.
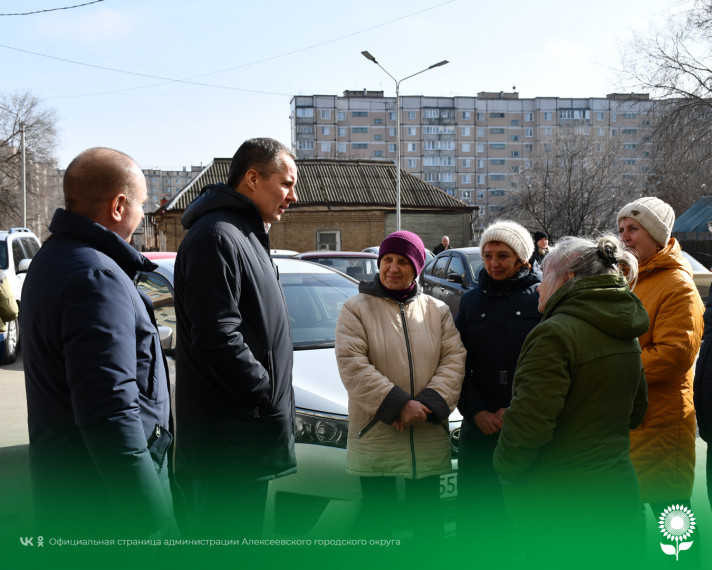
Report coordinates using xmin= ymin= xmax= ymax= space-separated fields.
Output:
xmin=18 ymin=258 xmax=32 ymax=273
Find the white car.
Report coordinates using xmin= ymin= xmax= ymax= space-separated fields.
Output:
xmin=0 ymin=227 xmax=41 ymax=363
xmin=137 ymin=256 xmax=460 ymax=538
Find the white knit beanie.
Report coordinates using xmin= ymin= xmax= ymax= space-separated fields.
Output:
xmin=479 ymin=220 xmax=534 ymax=263
xmin=617 ymin=197 xmax=675 ymax=248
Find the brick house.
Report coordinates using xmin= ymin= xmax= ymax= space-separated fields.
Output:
xmin=144 ymin=158 xmax=476 ymax=253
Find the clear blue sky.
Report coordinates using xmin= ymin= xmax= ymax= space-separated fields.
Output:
xmin=1 ymin=0 xmax=678 ymax=170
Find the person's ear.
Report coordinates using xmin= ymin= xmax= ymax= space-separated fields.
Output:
xmin=243 ymin=168 xmax=260 ymax=193
xmin=110 ymin=193 xmax=127 ymax=223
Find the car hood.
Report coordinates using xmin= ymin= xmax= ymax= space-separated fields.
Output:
xmin=293 ymin=348 xmax=348 ymax=415
xmin=291 ymin=347 xmax=463 ymax=424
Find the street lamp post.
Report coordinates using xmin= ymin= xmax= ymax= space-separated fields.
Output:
xmin=361 ymin=51 xmax=449 ymax=231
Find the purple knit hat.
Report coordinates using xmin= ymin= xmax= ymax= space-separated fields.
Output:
xmin=378 ymin=231 xmax=426 ymax=276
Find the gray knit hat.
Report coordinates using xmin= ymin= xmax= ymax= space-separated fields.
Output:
xmin=617 ymin=197 xmax=675 ymax=248
xmin=479 ymin=220 xmax=534 ymax=263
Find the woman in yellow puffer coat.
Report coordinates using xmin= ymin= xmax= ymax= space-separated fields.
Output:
xmin=618 ymin=197 xmax=704 ymax=510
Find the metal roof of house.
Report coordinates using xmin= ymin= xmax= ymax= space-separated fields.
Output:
xmin=162 ymin=158 xmax=472 ymax=212
xmin=673 ymin=196 xmax=712 ymax=233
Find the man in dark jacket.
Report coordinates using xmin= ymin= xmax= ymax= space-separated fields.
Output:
xmin=21 ymin=148 xmax=174 ymax=538
xmin=174 ymin=138 xmax=298 ymax=537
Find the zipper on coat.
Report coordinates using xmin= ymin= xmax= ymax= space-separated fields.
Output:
xmin=399 ymin=302 xmax=418 ymax=480
xmin=358 ymin=417 xmax=378 ymax=438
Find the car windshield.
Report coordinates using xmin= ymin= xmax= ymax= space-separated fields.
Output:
xmin=281 ymin=272 xmax=359 ymax=349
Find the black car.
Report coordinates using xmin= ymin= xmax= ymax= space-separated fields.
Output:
xmin=420 ymin=247 xmax=483 ymax=316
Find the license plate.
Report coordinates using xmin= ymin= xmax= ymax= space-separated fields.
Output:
xmin=439 ymin=472 xmax=457 ymax=498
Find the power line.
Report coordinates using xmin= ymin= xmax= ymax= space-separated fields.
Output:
xmin=0 ymin=1 xmax=105 ymax=16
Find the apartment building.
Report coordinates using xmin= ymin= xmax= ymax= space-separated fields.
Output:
xmin=142 ymin=165 xmax=203 ymax=210
xmin=290 ymin=90 xmax=654 ymax=216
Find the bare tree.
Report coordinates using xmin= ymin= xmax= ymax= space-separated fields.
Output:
xmin=623 ymin=0 xmax=712 ymax=213
xmin=502 ymin=125 xmax=640 ymax=238
xmin=0 ymin=91 xmax=59 ymax=233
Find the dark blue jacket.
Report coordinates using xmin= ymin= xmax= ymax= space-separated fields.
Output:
xmin=455 ymin=267 xmax=540 ymax=421
xmin=694 ymin=295 xmax=712 ymax=442
xmin=21 ymin=208 xmax=173 ymax=537
xmin=174 ymin=184 xmax=296 ymax=481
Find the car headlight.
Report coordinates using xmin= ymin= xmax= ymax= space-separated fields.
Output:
xmin=295 ymin=409 xmax=348 ymax=449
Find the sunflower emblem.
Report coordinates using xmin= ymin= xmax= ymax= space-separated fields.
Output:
xmin=658 ymin=504 xmax=696 ymax=560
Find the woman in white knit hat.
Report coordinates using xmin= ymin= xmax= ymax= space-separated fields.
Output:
xmin=618 ymin=197 xmax=704 ymax=517
xmin=454 ymin=220 xmax=540 ymax=546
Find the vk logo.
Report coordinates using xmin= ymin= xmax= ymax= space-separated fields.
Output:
xmin=20 ymin=537 xmax=34 ymax=546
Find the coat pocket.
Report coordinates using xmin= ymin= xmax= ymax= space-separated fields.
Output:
xmin=358 ymin=417 xmax=378 ymax=438
xmin=147 ymin=423 xmax=173 ymax=467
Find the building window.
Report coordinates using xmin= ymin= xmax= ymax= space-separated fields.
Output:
xmin=477 ymin=174 xmax=486 ymax=185
xmin=544 ymin=112 xmax=553 ymax=121
xmin=511 ymin=135 xmax=519 ymax=141
xmin=407 ymin=143 xmax=417 ymax=152
xmin=337 ymin=111 xmax=345 ymax=121
xmin=462 ymin=143 xmax=471 ymax=152
xmin=316 ymin=229 xmax=341 ymax=251
xmin=477 ymin=127 xmax=485 ymax=137
xmin=321 ymin=142 xmax=330 ymax=152
xmin=296 ymin=108 xmax=314 ymax=118
xmin=490 ymin=143 xmax=505 ymax=150
xmin=491 ymin=175 xmax=506 ymax=181
xmin=352 ymin=127 xmax=368 ymax=133
xmin=623 ymin=112 xmax=637 ymax=119
xmin=463 ymin=159 xmax=472 ymax=168
xmin=462 ymin=111 xmax=471 ymax=120
xmin=407 ymin=127 xmax=417 ymax=136
xmin=542 ymin=127 xmax=553 ymax=136
xmin=389 ymin=144 xmax=396 ymax=152
xmin=490 ymin=188 xmax=505 ymax=195
xmin=462 ymin=174 xmax=472 ymax=184
xmin=440 ymin=172 xmax=455 ymax=182
xmin=407 ymin=111 xmax=416 ymax=120
xmin=321 ymin=126 xmax=331 ymax=135
xmin=624 ymin=159 xmax=637 ymax=165
xmin=476 ymin=143 xmax=484 ymax=153
xmin=462 ymin=190 xmax=472 ymax=199
xmin=525 ymin=144 xmax=533 ymax=152
xmin=445 ymin=189 xmax=455 ymax=196
xmin=407 ymin=159 xmax=417 ymax=168
xmin=374 ymin=118 xmax=383 ymax=125
xmin=525 ymin=128 xmax=533 ymax=137
xmin=477 ymin=112 xmax=485 ymax=121
xmin=374 ymin=151 xmax=383 ymax=157
xmin=490 ymin=113 xmax=505 ymax=118
xmin=511 ymin=166 xmax=520 ymax=173
xmin=320 ymin=109 xmax=331 ymax=119
xmin=559 ymin=109 xmax=590 ymax=120
xmin=491 ymin=159 xmax=505 ymax=165
xmin=353 ymin=143 xmax=368 ymax=149
xmin=388 ymin=127 xmax=396 ymax=137
xmin=490 ymin=128 xmax=505 ymax=134
xmin=596 ymin=112 xmax=605 ymax=121
xmin=477 ymin=159 xmax=485 ymax=168
xmin=511 ymin=119 xmax=520 ymax=126
xmin=511 ymin=151 xmax=520 ymax=157
xmin=623 ymin=143 xmax=638 ymax=150
xmin=622 ymin=128 xmax=638 ymax=135
xmin=373 ymin=134 xmax=383 ymax=141
xmin=352 ymin=111 xmax=368 ymax=117
xmin=389 ymin=112 xmax=396 ymax=121
xmin=424 ymin=172 xmax=436 ymax=182
xmin=477 ymin=190 xmax=485 ymax=199
xmin=297 ymin=125 xmax=314 ymax=134
xmin=440 ymin=109 xmax=454 ymax=119
xmin=525 ymin=113 xmax=533 ymax=122
xmin=296 ymin=140 xmax=314 ymax=150
xmin=423 ymin=108 xmax=439 ymax=119
xmin=338 ymin=127 xmax=346 ymax=137
xmin=461 ymin=127 xmax=471 ymax=136
xmin=337 ymin=143 xmax=346 ymax=153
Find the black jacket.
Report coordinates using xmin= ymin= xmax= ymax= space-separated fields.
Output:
xmin=22 ymin=208 xmax=173 ymax=537
xmin=174 ymin=183 xmax=296 ymax=481
xmin=454 ymin=266 xmax=540 ymax=421
xmin=694 ymin=294 xmax=712 ymax=442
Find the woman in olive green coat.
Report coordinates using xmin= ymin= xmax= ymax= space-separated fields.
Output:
xmin=493 ymin=235 xmax=648 ymax=567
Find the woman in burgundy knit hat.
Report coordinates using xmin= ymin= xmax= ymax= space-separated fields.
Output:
xmin=335 ymin=230 xmax=466 ymax=541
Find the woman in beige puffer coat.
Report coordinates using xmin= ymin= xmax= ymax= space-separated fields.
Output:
xmin=335 ymin=231 xmax=465 ymax=539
